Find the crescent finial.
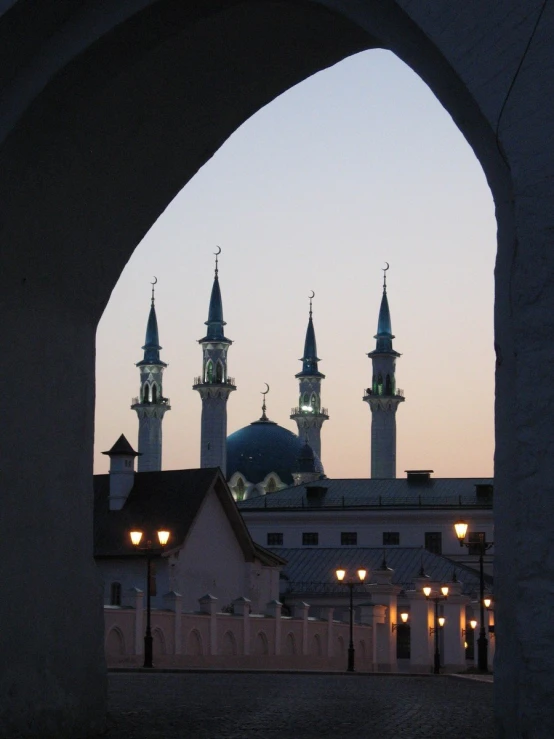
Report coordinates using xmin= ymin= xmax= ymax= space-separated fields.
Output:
xmin=262 ymin=383 xmax=270 ymax=395
xmin=151 ymin=276 xmax=158 ymax=285
xmin=214 ymin=246 xmax=222 ymax=256
xmin=383 ymin=262 xmax=389 ymax=272
xmin=309 ymin=290 xmax=315 ymax=300
xmin=382 ymin=262 xmax=389 ymax=291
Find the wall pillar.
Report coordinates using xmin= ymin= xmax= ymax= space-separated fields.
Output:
xmin=441 ymin=581 xmax=469 ymax=671
xmin=265 ymin=600 xmax=282 ymax=655
xmin=233 ymin=596 xmax=251 ymax=655
xmin=292 ymin=602 xmax=310 ymax=655
xmin=369 ymin=566 xmax=401 ymax=671
xmin=199 ymin=594 xmax=218 ymax=655
xmin=407 ymin=581 xmax=433 ymax=673
xmin=163 ymin=591 xmax=183 ymax=655
xmin=324 ymin=607 xmax=334 ymax=657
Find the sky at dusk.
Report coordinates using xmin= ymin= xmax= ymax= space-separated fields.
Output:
xmin=94 ymin=49 xmax=496 ymax=479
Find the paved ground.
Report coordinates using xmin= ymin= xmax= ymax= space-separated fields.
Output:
xmin=95 ymin=671 xmax=493 ymax=738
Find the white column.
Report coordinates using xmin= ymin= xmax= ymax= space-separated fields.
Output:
xmin=199 ymin=594 xmax=218 ymax=655
xmin=369 ymin=567 xmax=401 ymax=671
xmin=442 ymin=582 xmax=469 ymax=671
xmin=292 ymin=602 xmax=310 ymax=655
xmin=265 ymin=600 xmax=282 ymax=655
xmin=233 ymin=596 xmax=251 ymax=655
xmin=163 ymin=591 xmax=183 ymax=655
xmin=407 ymin=581 xmax=433 ymax=672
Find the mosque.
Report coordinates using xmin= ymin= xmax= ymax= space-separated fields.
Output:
xmin=130 ymin=251 xmax=404 ymax=498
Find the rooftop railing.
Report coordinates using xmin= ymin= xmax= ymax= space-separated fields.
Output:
xmin=240 ymin=494 xmax=493 ymax=511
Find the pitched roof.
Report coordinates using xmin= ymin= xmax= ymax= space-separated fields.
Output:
xmin=94 ymin=467 xmax=268 ymax=562
xmin=238 ymin=477 xmax=494 ymax=510
xmin=274 ymin=547 xmax=492 ymax=598
xmin=102 ymin=434 xmax=140 ymax=457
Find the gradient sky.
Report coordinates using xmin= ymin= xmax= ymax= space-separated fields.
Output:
xmin=95 ymin=49 xmax=496 ymax=479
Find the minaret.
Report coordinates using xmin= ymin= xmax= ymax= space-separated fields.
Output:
xmin=363 ymin=265 xmax=405 ymax=478
xmin=290 ymin=292 xmax=328 ymax=461
xmin=193 ymin=248 xmax=236 ymax=474
xmin=131 ymin=279 xmax=170 ymax=472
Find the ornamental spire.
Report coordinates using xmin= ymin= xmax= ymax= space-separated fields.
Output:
xmin=138 ymin=277 xmax=165 ymax=366
xmin=297 ymin=291 xmax=324 ymax=378
xmin=201 ymin=246 xmax=228 ymax=342
xmin=374 ymin=263 xmax=395 ymax=354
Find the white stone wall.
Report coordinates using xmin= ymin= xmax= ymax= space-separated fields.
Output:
xmin=369 ymin=401 xmax=399 ymax=478
xmin=199 ymin=393 xmax=229 ymax=473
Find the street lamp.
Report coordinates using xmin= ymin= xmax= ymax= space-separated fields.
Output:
xmin=423 ymin=584 xmax=449 ymax=674
xmin=129 ymin=528 xmax=171 ymax=668
xmin=392 ymin=611 xmax=410 ymax=631
xmin=454 ymin=520 xmax=494 ymax=672
xmin=335 ymin=568 xmax=367 ymax=672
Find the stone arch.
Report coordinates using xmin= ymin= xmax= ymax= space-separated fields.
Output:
xmin=285 ymin=632 xmax=296 ymax=656
xmin=105 ymin=627 xmax=125 ymax=658
xmin=152 ymin=627 xmax=166 ymax=656
xmin=1 ymin=2 xmax=551 ymax=735
xmin=311 ymin=633 xmax=322 ymax=657
xmin=254 ymin=631 xmax=269 ymax=656
xmin=221 ymin=631 xmax=237 ymax=656
xmin=186 ymin=629 xmax=203 ymax=657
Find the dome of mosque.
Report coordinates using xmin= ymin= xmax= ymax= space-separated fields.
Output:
xmin=227 ymin=419 xmax=323 ymax=485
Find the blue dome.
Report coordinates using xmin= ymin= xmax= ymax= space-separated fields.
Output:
xmin=227 ymin=421 xmax=323 ymax=485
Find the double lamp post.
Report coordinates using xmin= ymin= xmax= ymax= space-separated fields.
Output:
xmin=129 ymin=528 xmax=170 ymax=668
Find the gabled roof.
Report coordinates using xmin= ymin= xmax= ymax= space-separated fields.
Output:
xmin=275 ymin=547 xmax=492 ymax=597
xmin=238 ymin=477 xmax=494 ymax=510
xmin=94 ymin=467 xmax=268 ymax=562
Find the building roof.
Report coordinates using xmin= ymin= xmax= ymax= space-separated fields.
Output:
xmin=237 ymin=477 xmax=494 ymax=510
xmin=101 ymin=434 xmax=140 ymax=457
xmin=227 ymin=420 xmax=324 ymax=485
xmin=93 ymin=467 xmax=281 ymax=566
xmin=275 ymin=547 xmax=492 ymax=598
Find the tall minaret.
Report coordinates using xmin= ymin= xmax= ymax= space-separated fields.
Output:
xmin=131 ymin=279 xmax=171 ymax=472
xmin=290 ymin=292 xmax=328 ymax=461
xmin=193 ymin=248 xmax=236 ymax=474
xmin=363 ymin=265 xmax=405 ymax=478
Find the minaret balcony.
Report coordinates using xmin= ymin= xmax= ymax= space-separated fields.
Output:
xmin=193 ymin=376 xmax=236 ymax=389
xmin=363 ymin=388 xmax=404 ymax=401
xmin=131 ymin=396 xmax=170 ymax=407
xmin=290 ymin=406 xmax=329 ymax=418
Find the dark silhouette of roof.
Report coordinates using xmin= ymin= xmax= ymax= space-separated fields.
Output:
xmin=93 ymin=466 xmax=282 ymax=565
xmin=102 ymin=434 xmax=140 ymax=457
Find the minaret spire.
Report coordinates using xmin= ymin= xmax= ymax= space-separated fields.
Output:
xmin=363 ymin=265 xmax=405 ymax=478
xmin=193 ymin=248 xmax=236 ymax=474
xmin=290 ymin=291 xmax=328 ymax=464
xmin=131 ymin=278 xmax=170 ymax=472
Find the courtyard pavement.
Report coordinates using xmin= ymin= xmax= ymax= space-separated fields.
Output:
xmin=95 ymin=671 xmax=493 ymax=738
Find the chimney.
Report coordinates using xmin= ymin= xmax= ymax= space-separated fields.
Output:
xmin=102 ymin=434 xmax=140 ymax=510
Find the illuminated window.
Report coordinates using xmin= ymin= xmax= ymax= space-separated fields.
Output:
xmin=266 ymin=477 xmax=277 ymax=493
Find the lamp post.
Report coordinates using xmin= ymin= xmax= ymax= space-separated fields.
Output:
xmin=335 ymin=568 xmax=367 ymax=672
xmin=130 ymin=528 xmax=170 ymax=668
xmin=454 ymin=520 xmax=494 ymax=672
xmin=423 ymin=584 xmax=449 ymax=674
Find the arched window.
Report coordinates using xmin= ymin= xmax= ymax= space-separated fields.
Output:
xmin=310 ymin=393 xmax=319 ymax=412
xmin=267 ymin=477 xmax=277 ymax=493
xmin=152 ymin=384 xmax=157 ymax=403
xmin=110 ymin=582 xmax=121 ymax=606
xmin=205 ymin=360 xmax=213 ymax=383
xmin=142 ymin=383 xmax=150 ymax=402
xmin=215 ymin=361 xmax=223 ymax=383
xmin=385 ymin=374 xmax=392 ymax=396
xmin=377 ymin=374 xmax=383 ymax=395
xmin=235 ymin=478 xmax=245 ymax=501
xmin=303 ymin=393 xmax=310 ymax=408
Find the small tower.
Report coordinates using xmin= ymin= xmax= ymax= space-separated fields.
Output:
xmin=363 ymin=265 xmax=405 ymax=478
xmin=290 ymin=292 xmax=328 ymax=461
xmin=193 ymin=248 xmax=236 ymax=474
xmin=131 ymin=279 xmax=170 ymax=472
xmin=102 ymin=434 xmax=140 ymax=510
xmin=292 ymin=435 xmax=322 ymax=486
